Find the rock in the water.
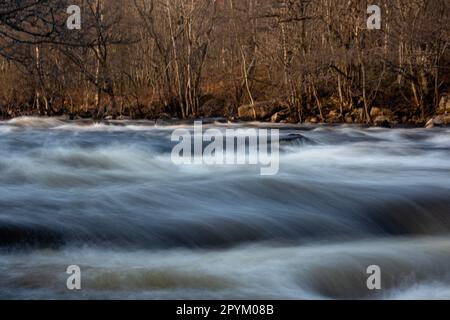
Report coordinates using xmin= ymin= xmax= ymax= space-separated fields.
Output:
xmin=280 ymin=133 xmax=316 ymax=146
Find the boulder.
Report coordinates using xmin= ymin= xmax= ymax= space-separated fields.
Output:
xmin=370 ymin=107 xmax=395 ymax=126
xmin=426 ymin=115 xmax=450 ymax=128
xmin=327 ymin=110 xmax=341 ymax=123
xmin=370 ymin=107 xmax=382 ymax=119
xmin=373 ymin=115 xmax=392 ymax=127
xmin=344 ymin=114 xmax=354 ymax=124
xmin=271 ymin=110 xmax=290 ymax=123
xmin=238 ymin=101 xmax=285 ymax=121
xmin=271 ymin=112 xmax=281 ymax=123
xmin=371 ymin=107 xmax=394 ymax=118
xmin=306 ymin=116 xmax=319 ymax=124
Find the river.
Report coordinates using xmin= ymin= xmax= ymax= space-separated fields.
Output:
xmin=1 ymin=117 xmax=450 ymax=299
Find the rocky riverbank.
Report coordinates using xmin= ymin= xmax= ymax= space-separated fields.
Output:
xmin=2 ymin=94 xmax=450 ymax=128
xmin=236 ymin=94 xmax=450 ymax=128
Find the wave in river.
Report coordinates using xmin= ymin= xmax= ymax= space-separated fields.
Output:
xmin=1 ymin=117 xmax=450 ymax=299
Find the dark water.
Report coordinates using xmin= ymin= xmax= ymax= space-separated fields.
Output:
xmin=1 ymin=117 xmax=450 ymax=299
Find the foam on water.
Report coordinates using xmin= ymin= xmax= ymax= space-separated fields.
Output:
xmin=1 ymin=237 xmax=450 ymax=299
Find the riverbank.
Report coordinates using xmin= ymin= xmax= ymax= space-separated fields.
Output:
xmin=2 ymin=93 xmax=450 ymax=128
xmin=1 ymin=114 xmax=449 ymax=130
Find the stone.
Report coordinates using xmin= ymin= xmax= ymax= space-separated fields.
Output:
xmin=271 ymin=110 xmax=290 ymax=123
xmin=426 ymin=119 xmax=435 ymax=128
xmin=238 ymin=101 xmax=285 ymax=121
xmin=307 ymin=116 xmax=319 ymax=124
xmin=426 ymin=115 xmax=450 ymax=128
xmin=271 ymin=112 xmax=281 ymax=123
xmin=374 ymin=115 xmax=391 ymax=127
xmin=370 ymin=107 xmax=382 ymax=118
xmin=370 ymin=107 xmax=393 ymax=119
xmin=345 ymin=114 xmax=353 ymax=124
xmin=327 ymin=110 xmax=340 ymax=123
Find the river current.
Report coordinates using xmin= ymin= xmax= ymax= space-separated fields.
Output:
xmin=1 ymin=117 xmax=450 ymax=299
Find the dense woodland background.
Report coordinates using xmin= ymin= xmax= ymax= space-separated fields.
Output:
xmin=0 ymin=0 xmax=449 ymax=125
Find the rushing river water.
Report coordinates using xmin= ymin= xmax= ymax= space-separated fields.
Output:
xmin=1 ymin=117 xmax=450 ymax=299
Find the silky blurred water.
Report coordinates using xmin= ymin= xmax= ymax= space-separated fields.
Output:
xmin=1 ymin=117 xmax=450 ymax=299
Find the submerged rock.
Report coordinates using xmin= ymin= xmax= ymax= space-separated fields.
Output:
xmin=7 ymin=116 xmax=66 ymax=128
xmin=279 ymin=133 xmax=316 ymax=146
